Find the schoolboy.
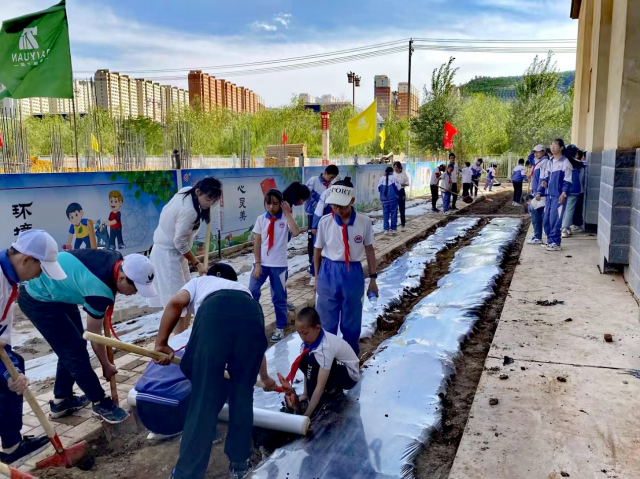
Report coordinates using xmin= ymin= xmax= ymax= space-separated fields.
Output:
xmin=460 ymin=161 xmax=473 ymax=198
xmin=314 ymin=178 xmax=378 ymax=355
xmin=0 ymin=230 xmax=66 ymax=465
xmin=448 ymin=153 xmax=459 ymax=210
xmin=295 ymin=307 xmax=359 ymax=419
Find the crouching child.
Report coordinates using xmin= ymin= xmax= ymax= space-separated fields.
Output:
xmin=295 ymin=307 xmax=359 ymax=419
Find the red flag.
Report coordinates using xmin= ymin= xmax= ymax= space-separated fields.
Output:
xmin=281 ymin=130 xmax=288 ymax=145
xmin=0 ymin=133 xmax=3 ymax=148
xmin=443 ymin=121 xmax=458 ymax=150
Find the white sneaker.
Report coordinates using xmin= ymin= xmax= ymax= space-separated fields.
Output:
xmin=271 ymin=329 xmax=285 ymax=341
xmin=561 ymin=230 xmax=569 ymax=238
xmin=391 ymin=230 xmax=397 ymax=235
xmin=527 ymin=237 xmax=542 ymax=245
xmin=570 ymin=225 xmax=581 ymax=233
xmin=401 ymin=225 xmax=405 ymax=230
xmin=384 ymin=230 xmax=390 ymax=235
xmin=308 ymin=277 xmax=315 ymax=286
xmin=546 ymin=243 xmax=562 ymax=251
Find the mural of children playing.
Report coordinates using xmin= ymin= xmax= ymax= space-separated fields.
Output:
xmin=104 ymin=190 xmax=125 ymax=250
xmin=65 ymin=203 xmax=96 ymax=250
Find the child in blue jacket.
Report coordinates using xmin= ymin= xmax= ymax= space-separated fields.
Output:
xmin=540 ymin=139 xmax=573 ymax=251
xmin=378 ymin=167 xmax=401 ymax=234
xmin=511 ymin=158 xmax=527 ymax=206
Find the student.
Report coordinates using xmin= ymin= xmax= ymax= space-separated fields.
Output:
xmin=460 ymin=162 xmax=473 ymax=198
xmin=511 ymin=158 xmax=527 ymax=206
xmin=393 ymin=162 xmax=410 ymax=229
xmin=0 ymin=230 xmax=66 ymax=465
xmin=540 ymin=138 xmax=573 ymax=251
xmin=150 ymin=177 xmax=222 ymax=334
xmin=440 ymin=164 xmax=455 ymax=215
xmin=448 ymin=153 xmax=459 ymax=210
xmin=471 ymin=158 xmax=483 ymax=197
xmin=154 ymin=263 xmax=276 ymax=479
xmin=314 ymin=179 xmax=378 ymax=355
xmin=249 ymin=189 xmax=300 ymax=342
xmin=430 ymin=165 xmax=443 ymax=213
xmin=18 ymin=250 xmax=157 ymax=424
xmin=282 ymin=181 xmax=311 ymax=208
xmin=528 ymin=144 xmax=550 ymax=244
xmin=571 ymin=149 xmax=587 ymax=231
xmin=378 ymin=166 xmax=401 ymax=235
xmin=562 ymin=145 xmax=585 ymax=238
xmin=295 ymin=307 xmax=359 ymax=419
xmin=484 ymin=163 xmax=496 ymax=191
xmin=305 ymin=166 xmax=339 ymax=283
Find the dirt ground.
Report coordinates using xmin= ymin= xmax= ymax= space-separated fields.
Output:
xmin=414 ymin=194 xmax=529 ymax=478
xmin=36 ymin=191 xmax=526 ymax=479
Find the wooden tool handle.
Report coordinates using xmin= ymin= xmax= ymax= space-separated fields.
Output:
xmin=203 ymin=221 xmax=212 ymax=271
xmin=0 ymin=349 xmax=57 ymax=442
xmin=103 ymin=315 xmax=119 ymax=404
xmin=0 ymin=461 xmax=38 ymax=478
xmin=82 ymin=332 xmax=266 ymax=389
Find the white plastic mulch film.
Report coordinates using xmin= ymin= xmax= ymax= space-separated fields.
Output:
xmin=251 ymin=218 xmax=521 ymax=479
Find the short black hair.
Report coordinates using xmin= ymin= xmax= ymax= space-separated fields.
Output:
xmin=449 ymin=153 xmax=456 ymax=159
xmin=207 ymin=263 xmax=238 ymax=281
xmin=118 ymin=264 xmax=136 ymax=288
xmin=325 ymin=165 xmax=339 ymax=176
xmin=264 ymin=189 xmax=283 ymax=205
xmin=334 ymin=176 xmax=353 ymax=188
xmin=282 ymin=182 xmax=310 ymax=205
xmin=66 ymin=203 xmax=82 ymax=218
xmin=518 ymin=158 xmax=525 ymax=164
xmin=296 ymin=307 xmax=321 ymax=327
xmin=465 ymin=162 xmax=471 ymax=167
xmin=477 ymin=158 xmax=483 ymax=164
xmin=393 ymin=161 xmax=402 ymax=170
xmin=524 ymin=194 xmax=534 ymax=202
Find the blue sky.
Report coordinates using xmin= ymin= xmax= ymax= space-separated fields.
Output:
xmin=4 ymin=0 xmax=578 ymax=106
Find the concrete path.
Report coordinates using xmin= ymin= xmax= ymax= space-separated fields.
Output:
xmin=448 ymin=229 xmax=640 ymax=479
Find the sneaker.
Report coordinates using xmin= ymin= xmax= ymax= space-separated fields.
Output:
xmin=92 ymin=397 xmax=130 ymax=424
xmin=384 ymin=230 xmax=390 ymax=235
xmin=451 ymin=206 xmax=459 ymax=211
xmin=271 ymin=328 xmax=285 ymax=341
xmin=561 ymin=230 xmax=569 ymax=238
xmin=229 ymin=461 xmax=253 ymax=479
xmin=570 ymin=225 xmax=581 ymax=233
xmin=400 ymin=225 xmax=405 ymax=230
xmin=308 ymin=276 xmax=315 ymax=286
xmin=287 ymin=302 xmax=296 ymax=311
xmin=431 ymin=208 xmax=440 ymax=213
xmin=118 ymin=244 xmax=126 ymax=250
xmin=546 ymin=243 xmax=562 ymax=251
xmin=49 ymin=394 xmax=90 ymax=419
xmin=0 ymin=435 xmax=50 ymax=466
xmin=390 ymin=230 xmax=397 ymax=235
xmin=527 ymin=237 xmax=542 ymax=245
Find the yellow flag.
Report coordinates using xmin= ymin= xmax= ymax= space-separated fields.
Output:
xmin=347 ymin=100 xmax=377 ymax=147
xmin=90 ymin=133 xmax=99 ymax=152
xmin=379 ymin=127 xmax=386 ymax=150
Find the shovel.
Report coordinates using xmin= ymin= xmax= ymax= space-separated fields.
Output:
xmin=82 ymin=332 xmax=266 ymax=389
xmin=0 ymin=350 xmax=91 ymax=471
xmin=0 ymin=461 xmax=39 ymax=478
xmin=438 ymin=186 xmax=473 ymax=204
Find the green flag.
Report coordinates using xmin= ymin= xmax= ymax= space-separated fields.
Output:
xmin=0 ymin=1 xmax=72 ymax=99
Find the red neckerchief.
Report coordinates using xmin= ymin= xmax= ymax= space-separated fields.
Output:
xmin=2 ymin=284 xmax=17 ymax=321
xmin=286 ymin=348 xmax=310 ymax=384
xmin=105 ymin=260 xmax=123 ymax=340
xmin=331 ymin=211 xmax=353 ymax=269
xmin=265 ymin=211 xmax=282 ymax=255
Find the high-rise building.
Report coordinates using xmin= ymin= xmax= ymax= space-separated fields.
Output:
xmin=374 ymin=75 xmax=392 ymax=119
xmin=397 ymin=82 xmax=420 ymax=118
xmin=188 ymin=70 xmax=264 ymax=113
xmin=298 ymin=93 xmax=316 ymax=104
xmin=95 ymin=69 xmax=121 ymax=114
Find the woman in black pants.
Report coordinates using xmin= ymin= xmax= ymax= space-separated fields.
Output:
xmin=393 ymin=162 xmax=410 ymax=227
xmin=430 ymin=164 xmax=444 ymax=212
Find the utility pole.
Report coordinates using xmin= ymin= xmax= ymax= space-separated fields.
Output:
xmin=71 ymin=95 xmax=79 ymax=170
xmin=406 ymin=39 xmax=414 ymax=157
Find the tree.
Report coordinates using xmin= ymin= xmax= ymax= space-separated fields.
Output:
xmin=410 ymin=57 xmax=460 ymax=155
xmin=453 ymin=93 xmax=510 ymax=157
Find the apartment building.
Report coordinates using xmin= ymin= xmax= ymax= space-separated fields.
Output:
xmin=95 ymin=69 xmax=121 ymax=113
xmin=188 ymin=70 xmax=264 ymax=113
xmin=374 ymin=75 xmax=392 ymax=119
xmin=397 ymin=82 xmax=420 ymax=118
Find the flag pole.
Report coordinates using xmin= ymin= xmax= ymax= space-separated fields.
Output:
xmin=71 ymin=95 xmax=79 ymax=170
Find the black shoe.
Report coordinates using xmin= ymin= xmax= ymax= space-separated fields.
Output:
xmin=49 ymin=394 xmax=90 ymax=419
xmin=431 ymin=208 xmax=440 ymax=213
xmin=92 ymin=397 xmax=129 ymax=424
xmin=229 ymin=461 xmax=253 ymax=479
xmin=451 ymin=206 xmax=459 ymax=211
xmin=0 ymin=435 xmax=50 ymax=465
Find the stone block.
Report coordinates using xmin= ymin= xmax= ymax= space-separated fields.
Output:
xmin=610 ymin=225 xmax=631 ymax=245
xmin=611 ymin=206 xmax=632 ymax=226
xmin=609 ymin=244 xmax=630 ymax=264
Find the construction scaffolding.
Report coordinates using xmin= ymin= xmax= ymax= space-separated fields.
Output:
xmin=0 ymin=107 xmax=29 ymax=173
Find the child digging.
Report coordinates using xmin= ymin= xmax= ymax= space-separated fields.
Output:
xmin=249 ymin=189 xmax=300 ymax=342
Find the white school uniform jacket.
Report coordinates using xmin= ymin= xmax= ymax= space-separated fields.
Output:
xmin=153 ymin=187 xmax=199 ymax=255
xmin=181 ymin=276 xmax=251 ymax=316
xmin=316 ymin=211 xmax=374 ymax=263
xmin=449 ymin=163 xmax=459 ymax=182
xmin=393 ymin=171 xmax=410 ymax=188
xmin=460 ymin=167 xmax=473 ymax=184
xmin=439 ymin=171 xmax=454 ymax=190
xmin=302 ymin=330 xmax=360 ymax=381
xmin=252 ymin=211 xmax=290 ymax=268
xmin=430 ymin=170 xmax=441 ymax=186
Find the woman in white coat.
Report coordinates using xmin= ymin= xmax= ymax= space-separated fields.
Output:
xmin=149 ymin=176 xmax=222 ymax=333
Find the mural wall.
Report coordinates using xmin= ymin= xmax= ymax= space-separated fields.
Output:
xmin=0 ymin=163 xmax=437 ymax=255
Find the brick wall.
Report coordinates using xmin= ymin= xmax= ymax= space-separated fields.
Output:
xmin=584 ymin=151 xmax=602 ymax=225
xmin=623 ymin=149 xmax=640 ymax=296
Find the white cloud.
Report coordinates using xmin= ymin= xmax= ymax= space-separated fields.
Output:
xmin=2 ymin=1 xmax=578 ymax=108
xmin=273 ymin=13 xmax=292 ymax=28
xmin=250 ymin=21 xmax=278 ymax=32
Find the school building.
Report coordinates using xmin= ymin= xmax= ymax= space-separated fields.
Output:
xmin=569 ymin=0 xmax=640 ymax=295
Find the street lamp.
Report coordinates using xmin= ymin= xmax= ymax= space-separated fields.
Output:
xmin=347 ymin=71 xmax=361 ymax=108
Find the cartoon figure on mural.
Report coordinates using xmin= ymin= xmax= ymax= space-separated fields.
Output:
xmin=103 ymin=190 xmax=125 ymax=250
xmin=64 ymin=202 xmax=96 ymax=250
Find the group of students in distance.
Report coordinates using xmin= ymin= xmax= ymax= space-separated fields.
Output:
xmin=519 ymin=138 xmax=587 ymax=251
xmin=429 ymin=153 xmax=499 ymax=215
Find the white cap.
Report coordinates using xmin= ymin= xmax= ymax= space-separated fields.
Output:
xmin=12 ymin=230 xmax=66 ymax=280
xmin=122 ymin=254 xmax=157 ymax=298
xmin=326 ymin=184 xmax=355 ymax=207
xmin=533 ymin=144 xmax=546 ymax=152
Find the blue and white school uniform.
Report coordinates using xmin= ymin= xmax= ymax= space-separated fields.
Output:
xmin=306 ymin=175 xmax=332 ymax=276
xmin=315 ymin=209 xmax=374 ymax=355
xmin=249 ymin=211 xmax=291 ymax=330
xmin=377 ymin=174 xmax=401 ymax=231
xmin=562 ymin=161 xmax=584 ymax=231
xmin=484 ymin=167 xmax=496 ymax=190
xmin=530 ymin=156 xmax=550 ymax=241
xmin=511 ymin=164 xmax=527 ymax=203
xmin=439 ymin=171 xmax=454 ymax=212
xmin=541 ymin=156 xmax=573 ymax=246
xmin=312 ymin=189 xmax=333 ymax=230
